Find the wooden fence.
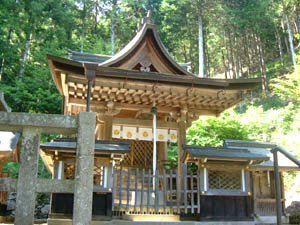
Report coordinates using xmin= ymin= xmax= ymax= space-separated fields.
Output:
xmin=112 ymin=167 xmax=201 ymax=215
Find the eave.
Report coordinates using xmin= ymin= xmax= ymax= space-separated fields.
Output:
xmin=47 ymin=54 xmax=261 ymax=117
xmin=47 ymin=54 xmax=261 ymax=91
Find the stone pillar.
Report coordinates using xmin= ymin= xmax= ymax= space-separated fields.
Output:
xmin=72 ymin=112 xmax=96 ymax=225
xmin=15 ymin=128 xmax=41 ymax=225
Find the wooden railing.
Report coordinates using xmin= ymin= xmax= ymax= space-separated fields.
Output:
xmin=112 ymin=167 xmax=201 ymax=215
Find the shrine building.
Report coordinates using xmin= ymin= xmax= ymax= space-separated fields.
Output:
xmin=38 ymin=12 xmax=300 ymax=224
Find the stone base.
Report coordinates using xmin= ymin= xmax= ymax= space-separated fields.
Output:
xmin=47 ymin=218 xmax=255 ymax=225
xmin=0 ymin=215 xmax=14 ymax=223
xmin=122 ymin=213 xmax=180 ymax=222
xmin=255 ymin=215 xmax=289 ymax=224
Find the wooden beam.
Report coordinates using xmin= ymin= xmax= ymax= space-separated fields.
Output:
xmin=112 ymin=117 xmax=179 ymax=129
xmin=67 ymin=74 xmax=241 ymax=96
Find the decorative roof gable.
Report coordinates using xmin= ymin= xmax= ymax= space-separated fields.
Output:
xmin=99 ymin=12 xmax=191 ymax=76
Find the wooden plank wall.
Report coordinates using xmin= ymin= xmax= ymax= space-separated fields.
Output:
xmin=252 ymin=171 xmax=284 ymax=216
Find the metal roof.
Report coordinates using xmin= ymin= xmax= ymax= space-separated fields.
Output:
xmin=183 ymin=145 xmax=269 ymax=163
xmin=40 ymin=138 xmax=131 ymax=154
xmin=68 ymin=49 xmax=112 ymax=64
xmin=224 ymin=139 xmax=300 ymax=170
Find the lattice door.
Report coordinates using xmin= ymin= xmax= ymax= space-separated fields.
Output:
xmin=121 ymin=140 xmax=153 ymax=168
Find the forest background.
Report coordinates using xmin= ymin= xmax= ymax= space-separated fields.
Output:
xmin=0 ymin=0 xmax=300 ymax=204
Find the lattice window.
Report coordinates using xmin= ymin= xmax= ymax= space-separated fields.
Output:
xmin=208 ymin=170 xmax=241 ymax=190
xmin=94 ymin=165 xmax=104 ymax=186
xmin=64 ymin=162 xmax=75 ymax=180
xmin=121 ymin=140 xmax=153 ymax=168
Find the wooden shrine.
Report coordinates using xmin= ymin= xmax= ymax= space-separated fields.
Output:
xmin=40 ymin=12 xmax=299 ymax=224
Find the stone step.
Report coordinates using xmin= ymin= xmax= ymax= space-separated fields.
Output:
xmin=47 ymin=218 xmax=256 ymax=225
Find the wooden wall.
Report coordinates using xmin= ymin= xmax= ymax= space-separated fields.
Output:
xmin=252 ymin=170 xmax=284 ymax=216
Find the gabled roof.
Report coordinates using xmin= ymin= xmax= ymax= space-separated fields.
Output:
xmin=224 ymin=139 xmax=300 ymax=171
xmin=98 ymin=18 xmax=192 ymax=75
xmin=182 ymin=145 xmax=269 ymax=164
xmin=65 ymin=13 xmax=191 ymax=76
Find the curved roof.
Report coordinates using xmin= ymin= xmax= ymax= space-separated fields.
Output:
xmin=99 ymin=19 xmax=192 ymax=76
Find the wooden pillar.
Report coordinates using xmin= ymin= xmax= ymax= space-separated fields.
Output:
xmin=53 ymin=160 xmax=64 ymax=180
xmin=177 ymin=120 xmax=186 ymax=191
xmin=280 ymin=172 xmax=285 ymax=215
xmin=157 ymin=142 xmax=167 ymax=169
xmin=273 ymin=149 xmax=282 ymax=225
xmin=104 ymin=115 xmax=113 ymax=140
xmin=0 ymin=160 xmax=4 ymax=177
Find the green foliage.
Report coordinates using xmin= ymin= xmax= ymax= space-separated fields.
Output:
xmin=168 ymin=113 xmax=251 ymax=162
xmin=3 ymin=158 xmax=51 ymax=179
xmin=187 ymin=115 xmax=251 ymax=147
xmin=271 ymin=66 xmax=300 ymax=104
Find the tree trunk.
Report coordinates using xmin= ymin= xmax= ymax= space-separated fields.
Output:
xmin=0 ymin=28 xmax=12 ymax=80
xmin=245 ymin=32 xmax=252 ymax=77
xmin=204 ymin=32 xmax=210 ymax=77
xmin=228 ymin=30 xmax=236 ymax=79
xmin=234 ymin=35 xmax=240 ymax=78
xmin=198 ymin=0 xmax=205 ymax=78
xmin=183 ymin=44 xmax=188 ymax=63
xmin=222 ymin=50 xmax=228 ymax=79
xmin=80 ymin=1 xmax=86 ymax=52
xmin=111 ymin=0 xmax=118 ymax=55
xmin=19 ymin=30 xmax=32 ymax=82
xmin=206 ymin=45 xmax=210 ymax=77
xmin=94 ymin=2 xmax=99 ymax=33
xmin=256 ymin=33 xmax=267 ymax=92
xmin=111 ymin=19 xmax=115 ymax=55
xmin=281 ymin=19 xmax=291 ymax=56
xmin=294 ymin=5 xmax=300 ymax=34
xmin=282 ymin=0 xmax=297 ymax=73
xmin=189 ymin=38 xmax=195 ymax=73
xmin=275 ymin=28 xmax=284 ymax=66
xmin=223 ymin=31 xmax=231 ymax=78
